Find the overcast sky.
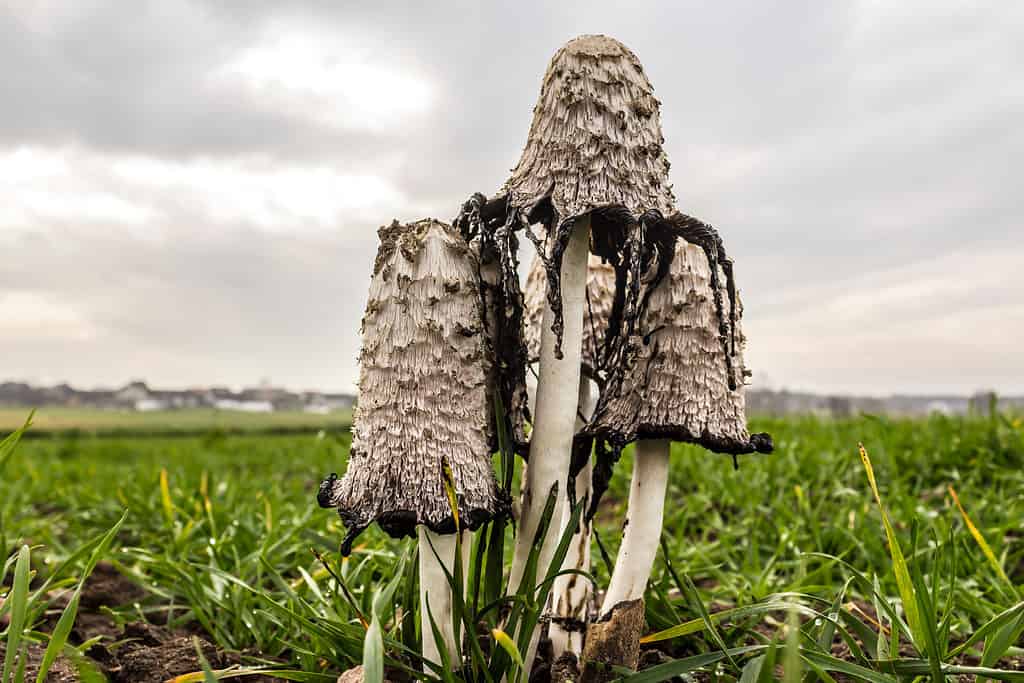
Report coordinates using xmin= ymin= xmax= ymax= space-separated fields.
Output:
xmin=1 ymin=1 xmax=1021 ymax=396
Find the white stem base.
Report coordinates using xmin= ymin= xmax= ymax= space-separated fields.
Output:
xmin=600 ymin=439 xmax=670 ymax=617
xmin=549 ymin=378 xmax=598 ymax=658
xmin=548 ymin=459 xmax=592 ymax=657
xmin=418 ymin=527 xmax=470 ymax=669
xmin=507 ymin=217 xmax=590 ymax=679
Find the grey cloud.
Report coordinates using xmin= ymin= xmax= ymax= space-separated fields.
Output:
xmin=2 ymin=0 xmax=1022 ymax=394
xmin=1 ymin=225 xmax=376 ymax=391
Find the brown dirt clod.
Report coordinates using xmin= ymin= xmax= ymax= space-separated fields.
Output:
xmin=110 ymin=622 xmax=227 ymax=683
xmin=580 ymin=598 xmax=645 ymax=683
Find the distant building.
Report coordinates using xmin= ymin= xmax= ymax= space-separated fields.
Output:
xmin=213 ymin=399 xmax=274 ymax=413
xmin=926 ymin=400 xmax=953 ymax=416
xmin=115 ymin=381 xmax=151 ymax=406
xmin=6 ymin=379 xmax=1013 ymax=418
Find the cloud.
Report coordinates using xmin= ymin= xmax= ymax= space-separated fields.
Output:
xmin=1 ymin=0 xmax=1021 ymax=394
xmin=744 ymin=244 xmax=1023 ymax=393
xmin=0 ymin=291 xmax=99 ymax=341
xmin=210 ymin=30 xmax=436 ymax=133
xmin=0 ymin=146 xmax=409 ymax=239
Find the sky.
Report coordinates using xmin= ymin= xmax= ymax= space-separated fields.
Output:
xmin=1 ymin=1 xmax=1021 ymax=396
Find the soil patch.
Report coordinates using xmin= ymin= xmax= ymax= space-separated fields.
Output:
xmin=109 ymin=621 xmax=228 ymax=682
xmin=0 ymin=642 xmax=78 ymax=682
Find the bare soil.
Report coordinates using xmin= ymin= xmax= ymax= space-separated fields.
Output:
xmin=7 ymin=561 xmax=285 ymax=682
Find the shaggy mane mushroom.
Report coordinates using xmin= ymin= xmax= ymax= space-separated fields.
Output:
xmin=586 ymin=214 xmax=773 ymax=618
xmin=318 ymin=218 xmax=509 ymax=668
xmin=453 ymin=34 xmax=682 ymax=672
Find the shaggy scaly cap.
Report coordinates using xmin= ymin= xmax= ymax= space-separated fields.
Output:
xmin=501 ymin=34 xmax=676 ymax=220
xmin=589 ymin=240 xmax=771 ymax=454
xmin=318 ymin=219 xmax=507 ymax=553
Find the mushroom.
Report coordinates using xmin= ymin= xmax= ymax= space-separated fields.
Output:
xmin=585 ymin=212 xmax=773 ymax=616
xmin=454 ymin=34 xmax=677 ymax=674
xmin=317 ymin=218 xmax=508 ymax=668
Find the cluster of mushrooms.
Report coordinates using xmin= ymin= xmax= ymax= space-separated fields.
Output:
xmin=318 ymin=34 xmax=772 ymax=678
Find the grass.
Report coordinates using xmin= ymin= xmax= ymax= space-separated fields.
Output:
xmin=1 ymin=410 xmax=1022 ymax=681
xmin=0 ymin=407 xmax=351 ymax=437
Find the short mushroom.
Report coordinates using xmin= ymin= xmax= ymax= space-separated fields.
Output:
xmin=586 ymin=212 xmax=773 ymax=615
xmin=317 ymin=218 xmax=508 ymax=668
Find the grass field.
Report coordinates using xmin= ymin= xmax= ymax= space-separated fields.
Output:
xmin=1 ymin=411 xmax=1022 ymax=681
xmin=0 ymin=407 xmax=352 ymax=437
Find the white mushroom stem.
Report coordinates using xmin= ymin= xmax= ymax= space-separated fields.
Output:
xmin=418 ymin=527 xmax=470 ymax=669
xmin=507 ymin=216 xmax=590 ymax=674
xmin=600 ymin=439 xmax=671 ymax=616
xmin=549 ymin=379 xmax=597 ymax=658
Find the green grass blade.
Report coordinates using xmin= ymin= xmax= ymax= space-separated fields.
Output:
xmin=876 ymin=658 xmax=1024 ymax=681
xmin=804 ymin=552 xmax=912 ymax=648
xmin=422 ymin=532 xmax=493 ymax=682
xmin=681 ymin=572 xmax=737 ymax=669
xmin=801 ymin=657 xmax=839 ymax=683
xmin=0 ymin=412 xmax=32 ymax=476
xmin=906 ymin=537 xmax=943 ymax=681
xmin=2 ymin=545 xmax=31 ymax=683
xmin=35 ymin=591 xmax=81 ymax=683
xmin=949 ymin=485 xmax=1018 ymax=598
xmin=502 ymin=482 xmax=559 ymax=659
xmin=738 ymin=654 xmax=766 ymax=683
xmin=193 ymin=636 xmax=219 ymax=683
xmin=757 ymin=638 xmax=779 ymax=683
xmin=515 ymin=495 xmax=583 ymax=660
xmin=13 ymin=649 xmax=27 ymax=683
xmin=372 ymin=556 xmax=406 ymax=626
xmin=857 ymin=444 xmax=926 ymax=652
xmin=620 ymin=645 xmax=765 ymax=683
xmin=362 ymin=614 xmax=384 ymax=683
xmin=642 ymin=601 xmax=825 ymax=643
xmin=492 ymin=628 xmax=523 ymax=681
xmin=170 ymin=671 xmax=337 ymax=682
xmin=482 ymin=520 xmax=505 ymax=614
xmin=423 ymin=597 xmax=455 ymax=683
xmin=783 ymin=609 xmax=802 ymax=683
xmin=160 ymin=468 xmax=175 ymax=527
xmin=982 ymin=610 xmax=1024 ymax=669
xmin=799 ymin=651 xmax=898 ymax=683
xmin=400 ymin=545 xmax=419 ymax=656
xmin=815 ymin=578 xmax=852 ymax=656
xmin=71 ymin=653 xmax=108 ymax=683
xmin=947 ymin=602 xmax=1024 ymax=658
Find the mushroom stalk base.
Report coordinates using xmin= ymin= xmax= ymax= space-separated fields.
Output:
xmin=418 ymin=527 xmax=470 ymax=669
xmin=507 ymin=216 xmax=591 ymax=678
xmin=549 ymin=460 xmax=593 ymax=657
xmin=549 ymin=379 xmax=598 ymax=658
xmin=600 ymin=439 xmax=670 ymax=616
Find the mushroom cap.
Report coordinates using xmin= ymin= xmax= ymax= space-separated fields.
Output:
xmin=587 ymin=242 xmax=770 ymax=455
xmin=500 ymin=34 xmax=675 ymax=223
xmin=524 ymin=253 xmax=617 ymax=378
xmin=319 ymin=219 xmax=507 ymax=550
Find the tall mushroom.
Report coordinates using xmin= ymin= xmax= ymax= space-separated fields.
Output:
xmin=317 ymin=218 xmax=508 ymax=668
xmin=523 ymin=255 xmax=613 ymax=657
xmin=585 ymin=212 xmax=773 ymax=616
xmin=486 ymin=33 xmax=677 ymax=674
